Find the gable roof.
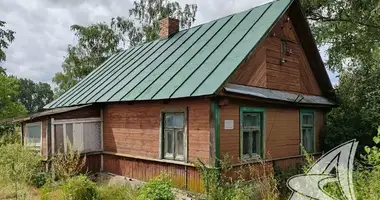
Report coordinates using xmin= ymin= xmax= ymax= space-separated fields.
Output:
xmin=45 ymin=0 xmax=308 ymax=109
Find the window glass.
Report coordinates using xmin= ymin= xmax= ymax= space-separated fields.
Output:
xmin=165 ymin=113 xmax=184 ymax=128
xmin=26 ymin=123 xmax=41 ymax=147
xmin=175 ymin=130 xmax=184 ymax=160
xmin=302 ymin=114 xmax=314 ymax=126
xmin=164 ymin=129 xmax=174 ymax=158
xmin=66 ymin=123 xmax=74 ymax=147
xmin=243 ymin=113 xmax=260 ymax=128
xmin=301 ymin=111 xmax=315 ymax=153
xmin=163 ymin=112 xmax=185 ymax=161
xmin=241 ymin=110 xmax=263 ymax=159
xmin=242 ymin=131 xmax=250 ymax=157
xmin=54 ymin=124 xmax=64 ymax=154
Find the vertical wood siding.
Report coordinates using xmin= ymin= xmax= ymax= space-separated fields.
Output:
xmin=83 ymin=154 xmax=101 ymax=173
xmin=219 ymin=99 xmax=324 ymax=163
xmin=103 ymin=98 xmax=210 ymax=164
xmin=229 ymin=13 xmax=322 ymax=96
xmin=103 ymin=154 xmax=202 ymax=192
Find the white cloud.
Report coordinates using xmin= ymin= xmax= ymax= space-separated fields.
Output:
xmin=1 ymin=0 xmax=337 ymax=85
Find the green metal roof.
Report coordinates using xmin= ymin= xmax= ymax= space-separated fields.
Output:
xmin=45 ymin=0 xmax=292 ymax=109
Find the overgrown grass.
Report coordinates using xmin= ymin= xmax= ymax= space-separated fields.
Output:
xmin=196 ymin=155 xmax=280 ymax=200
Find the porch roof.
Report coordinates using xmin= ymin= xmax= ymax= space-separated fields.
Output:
xmin=224 ymin=83 xmax=336 ymax=106
xmin=0 ymin=105 xmax=91 ymax=124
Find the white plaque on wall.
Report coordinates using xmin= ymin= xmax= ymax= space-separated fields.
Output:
xmin=224 ymin=120 xmax=234 ymax=130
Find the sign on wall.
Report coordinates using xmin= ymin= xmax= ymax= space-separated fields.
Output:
xmin=224 ymin=120 xmax=234 ymax=130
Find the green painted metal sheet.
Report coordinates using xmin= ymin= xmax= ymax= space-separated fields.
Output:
xmin=68 ymin=40 xmax=161 ymax=105
xmin=44 ymin=0 xmax=293 ymax=109
xmin=53 ymin=43 xmax=150 ymax=107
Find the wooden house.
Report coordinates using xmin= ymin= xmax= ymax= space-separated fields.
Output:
xmin=18 ymin=0 xmax=335 ymax=192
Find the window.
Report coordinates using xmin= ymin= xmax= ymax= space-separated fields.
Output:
xmin=162 ymin=112 xmax=186 ymax=161
xmin=281 ymin=40 xmax=287 ymax=55
xmin=240 ymin=108 xmax=264 ymax=159
xmin=300 ymin=110 xmax=315 ymax=153
xmin=53 ymin=118 xmax=101 ymax=154
xmin=25 ymin=123 xmax=42 ymax=151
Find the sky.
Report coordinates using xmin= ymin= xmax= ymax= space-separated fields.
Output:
xmin=0 ymin=0 xmax=338 ymax=86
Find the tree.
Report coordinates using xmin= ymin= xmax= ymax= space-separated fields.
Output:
xmin=0 ymin=20 xmax=15 ymax=74
xmin=17 ymin=78 xmax=54 ymax=113
xmin=53 ymin=0 xmax=197 ymax=95
xmin=300 ymin=1 xmax=380 ymax=152
xmin=301 ymin=0 xmax=380 ymax=72
xmin=0 ymin=143 xmax=41 ymax=199
xmin=0 ymin=75 xmax=27 ymax=120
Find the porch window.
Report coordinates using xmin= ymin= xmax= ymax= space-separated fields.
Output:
xmin=240 ymin=108 xmax=264 ymax=159
xmin=162 ymin=112 xmax=186 ymax=161
xmin=25 ymin=123 xmax=42 ymax=151
xmin=53 ymin=118 xmax=101 ymax=154
xmin=300 ymin=110 xmax=315 ymax=153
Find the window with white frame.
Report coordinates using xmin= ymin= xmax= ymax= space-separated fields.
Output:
xmin=53 ymin=118 xmax=101 ymax=154
xmin=25 ymin=122 xmax=42 ymax=151
xmin=162 ymin=112 xmax=186 ymax=161
xmin=300 ymin=110 xmax=315 ymax=153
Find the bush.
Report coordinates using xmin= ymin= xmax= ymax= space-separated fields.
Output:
xmin=98 ymin=184 xmax=138 ymax=200
xmin=62 ymin=175 xmax=99 ymax=200
xmin=137 ymin=174 xmax=174 ymax=200
xmin=0 ymin=143 xmax=41 ymax=199
xmin=196 ymin=156 xmax=279 ymax=200
xmin=52 ymin=140 xmax=86 ymax=181
xmin=31 ymin=172 xmax=49 ymax=188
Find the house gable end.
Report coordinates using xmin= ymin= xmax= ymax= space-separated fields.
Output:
xmin=228 ymin=2 xmax=332 ymax=97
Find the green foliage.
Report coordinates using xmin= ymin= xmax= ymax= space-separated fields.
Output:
xmin=196 ymin=156 xmax=279 ymax=200
xmin=53 ymin=0 xmax=197 ymax=95
xmin=30 ymin=172 xmax=49 ymax=188
xmin=301 ymin=0 xmax=380 ymax=154
xmin=0 ymin=20 xmax=15 ymax=71
xmin=0 ymin=75 xmax=28 ymax=120
xmin=17 ymin=78 xmax=54 ymax=113
xmin=0 ymin=143 xmax=41 ymax=199
xmin=52 ymin=141 xmax=86 ymax=181
xmin=137 ymin=174 xmax=174 ymax=200
xmin=62 ymin=175 xmax=99 ymax=200
xmin=53 ymin=23 xmax=120 ymax=96
xmin=362 ymin=127 xmax=380 ymax=168
xmin=0 ymin=126 xmax=21 ymax=145
xmin=301 ymin=0 xmax=380 ymax=72
xmin=98 ymin=184 xmax=138 ymax=200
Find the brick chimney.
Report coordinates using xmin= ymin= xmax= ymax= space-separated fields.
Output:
xmin=160 ymin=18 xmax=179 ymax=38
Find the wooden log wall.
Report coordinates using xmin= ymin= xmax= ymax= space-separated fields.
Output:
xmin=229 ymin=13 xmax=322 ymax=96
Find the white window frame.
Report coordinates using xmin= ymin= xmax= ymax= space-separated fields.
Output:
xmin=25 ymin=122 xmax=43 ymax=155
xmin=159 ymin=108 xmax=188 ymax=163
xmin=52 ymin=117 xmax=102 ymax=154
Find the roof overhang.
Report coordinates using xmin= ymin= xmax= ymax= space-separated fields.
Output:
xmin=0 ymin=104 xmax=92 ymax=124
xmin=224 ymin=83 xmax=336 ymax=107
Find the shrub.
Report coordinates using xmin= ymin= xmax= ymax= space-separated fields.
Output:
xmin=98 ymin=184 xmax=138 ymax=200
xmin=31 ymin=172 xmax=49 ymax=188
xmin=52 ymin=140 xmax=86 ymax=181
xmin=0 ymin=143 xmax=41 ymax=199
xmin=196 ymin=155 xmax=279 ymax=200
xmin=62 ymin=175 xmax=99 ymax=200
xmin=137 ymin=174 xmax=174 ymax=200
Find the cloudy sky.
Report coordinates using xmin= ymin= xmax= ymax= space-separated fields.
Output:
xmin=1 ymin=0 xmax=338 ymax=86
